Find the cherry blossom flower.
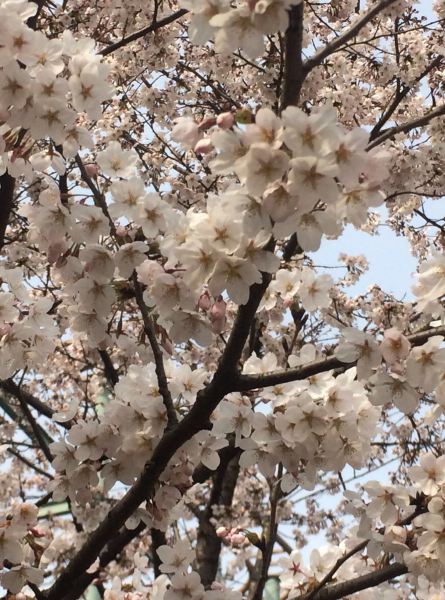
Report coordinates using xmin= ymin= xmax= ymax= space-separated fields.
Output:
xmin=335 ymin=328 xmax=382 ymax=379
xmin=96 ymin=141 xmax=138 ymax=178
xmin=409 ymin=453 xmax=445 ymax=495
xmin=157 ymin=539 xmax=195 ymax=574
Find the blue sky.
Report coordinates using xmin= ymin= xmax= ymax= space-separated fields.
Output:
xmin=312 ymin=0 xmax=439 ymax=300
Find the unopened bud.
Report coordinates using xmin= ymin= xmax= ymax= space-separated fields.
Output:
xmin=198 ymin=116 xmax=217 ymax=131
xmin=216 ymin=112 xmax=235 ymax=129
xmin=85 ymin=163 xmax=99 ymax=178
xmin=194 ymin=138 xmax=214 ymax=155
xmin=216 ymin=526 xmax=228 ymax=538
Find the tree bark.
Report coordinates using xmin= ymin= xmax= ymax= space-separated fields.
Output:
xmin=0 ymin=173 xmax=15 ymax=251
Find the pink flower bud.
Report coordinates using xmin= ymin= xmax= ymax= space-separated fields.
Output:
xmin=115 ymin=225 xmax=127 ymax=237
xmin=194 ymin=138 xmax=214 ymax=155
xmin=229 ymin=532 xmax=246 ymax=546
xmin=216 ymin=112 xmax=235 ymax=129
xmin=198 ymin=116 xmax=217 ymax=131
xmin=85 ymin=163 xmax=99 ymax=178
xmin=198 ymin=290 xmax=212 ymax=311
xmin=47 ymin=242 xmax=66 ymax=265
xmin=209 ymin=296 xmax=227 ymax=333
xmin=211 ymin=582 xmax=224 ymax=591
xmin=30 ymin=527 xmax=46 ymax=538
xmin=171 ymin=117 xmax=200 ymax=148
xmin=97 ymin=339 xmax=109 ymax=351
xmin=216 ymin=526 xmax=228 ymax=538
xmin=0 ymin=323 xmax=12 ymax=336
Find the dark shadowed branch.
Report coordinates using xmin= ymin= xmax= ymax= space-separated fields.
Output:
xmin=0 ymin=173 xmax=15 ymax=251
xmin=299 ymin=563 xmax=407 ymax=600
xmin=367 ymin=103 xmax=445 ymax=150
xmin=280 ymin=3 xmax=305 ymax=111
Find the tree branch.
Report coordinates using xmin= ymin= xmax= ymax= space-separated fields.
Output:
xmin=304 ymin=540 xmax=368 ymax=600
xmin=0 ymin=173 xmax=15 ymax=251
xmin=196 ymin=453 xmax=240 ymax=586
xmin=98 ymin=350 xmax=119 ymax=388
xmin=100 ymin=9 xmax=188 ymax=57
xmin=0 ymin=380 xmax=72 ymax=429
xmin=299 ymin=562 xmax=407 ymax=600
xmin=236 ymin=325 xmax=445 ymax=392
xmin=280 ymin=3 xmax=305 ymax=111
xmin=303 ymin=0 xmax=398 ymax=75
xmin=132 ymin=276 xmax=177 ymax=428
xmin=369 ymin=55 xmax=443 ymax=140
xmin=367 ymin=103 xmax=445 ymax=150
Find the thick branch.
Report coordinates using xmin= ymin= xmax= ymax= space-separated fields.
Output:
xmin=0 ymin=173 xmax=15 ymax=251
xmin=299 ymin=563 xmax=407 ymax=600
xmin=304 ymin=540 xmax=368 ymax=600
xmin=280 ymin=3 xmax=305 ymax=111
xmin=54 ymin=522 xmax=146 ymax=600
xmin=196 ymin=454 xmax=240 ymax=586
xmin=217 ymin=247 xmax=274 ymax=377
xmin=237 ymin=356 xmax=344 ymax=391
xmin=98 ymin=350 xmax=119 ymax=388
xmin=236 ymin=325 xmax=445 ymax=392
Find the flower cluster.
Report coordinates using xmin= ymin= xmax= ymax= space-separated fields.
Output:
xmin=0 ymin=503 xmax=44 ymax=594
xmin=0 ymin=0 xmax=111 ymax=179
xmin=0 ymin=267 xmax=57 ymax=379
xmin=182 ymin=0 xmax=301 ymax=58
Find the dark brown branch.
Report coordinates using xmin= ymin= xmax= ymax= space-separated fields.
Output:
xmin=367 ymin=103 xmax=445 ymax=149
xmin=217 ymin=242 xmax=275 ymax=377
xmin=196 ymin=453 xmax=240 ymax=586
xmin=16 ymin=388 xmax=53 ymax=463
xmin=304 ymin=540 xmax=368 ymax=600
xmin=280 ymin=3 xmax=305 ymax=111
xmin=7 ymin=448 xmax=54 ymax=479
xmin=236 ymin=325 xmax=445 ymax=392
xmin=0 ymin=380 xmax=72 ymax=429
xmin=249 ymin=465 xmax=282 ymax=600
xmin=100 ymin=9 xmax=188 ymax=57
xmin=44 ymin=375 xmax=235 ymax=599
xmin=44 ymin=254 xmax=275 ymax=598
xmin=0 ymin=173 xmax=15 ymax=252
xmin=237 ymin=356 xmax=345 ymax=391
xmin=369 ymin=55 xmax=443 ymax=140
xmin=299 ymin=563 xmax=407 ymax=600
xmin=52 ymin=522 xmax=146 ymax=600
xmin=151 ymin=529 xmax=166 ymax=578
xmin=132 ymin=276 xmax=177 ymax=427
xmin=98 ymin=350 xmax=119 ymax=388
